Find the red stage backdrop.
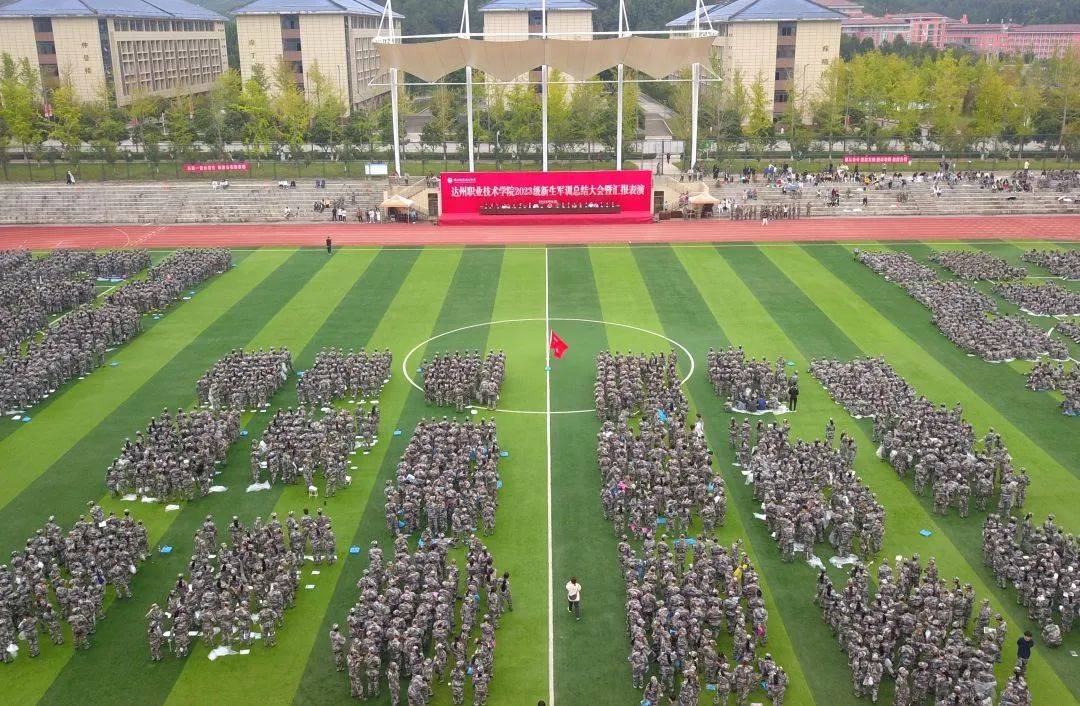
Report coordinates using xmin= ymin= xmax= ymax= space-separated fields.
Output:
xmin=440 ymin=170 xmax=653 ymax=226
xmin=182 ymin=162 xmax=251 ymax=173
xmin=842 ymin=155 xmax=911 ymax=164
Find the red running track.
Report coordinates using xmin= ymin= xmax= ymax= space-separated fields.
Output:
xmin=1 ymin=215 xmax=1079 ymax=249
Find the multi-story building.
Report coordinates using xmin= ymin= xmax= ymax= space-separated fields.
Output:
xmin=667 ymin=0 xmax=844 ymax=120
xmin=480 ymin=0 xmax=595 ymax=86
xmin=1007 ymin=24 xmax=1080 ymax=60
xmin=842 ymin=11 xmax=948 ymax=49
xmin=233 ymin=0 xmax=402 ymax=112
xmin=0 ymin=0 xmax=227 ymax=106
xmin=943 ymin=18 xmax=1014 ymax=56
xmin=812 ymin=0 xmax=866 ymax=19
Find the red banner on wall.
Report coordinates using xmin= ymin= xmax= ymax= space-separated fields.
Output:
xmin=842 ymin=155 xmax=911 ymax=164
xmin=439 ymin=170 xmax=653 ymax=225
xmin=182 ymin=162 xmax=251 ymax=173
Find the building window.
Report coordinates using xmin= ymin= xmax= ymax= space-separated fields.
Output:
xmin=281 ymin=14 xmax=299 ymax=30
xmin=36 ymin=41 xmax=56 ymax=55
xmin=775 ymin=67 xmax=792 ymax=81
xmin=776 ymin=46 xmax=795 ymax=58
xmin=779 ymin=23 xmax=796 ymax=37
xmin=32 ymin=17 xmax=52 ymax=33
xmin=774 ymin=90 xmax=789 ymax=103
xmin=283 ymin=38 xmax=302 ymax=52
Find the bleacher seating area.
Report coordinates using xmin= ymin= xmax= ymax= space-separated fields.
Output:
xmin=0 ymin=176 xmax=1076 ymax=225
xmin=0 ymin=180 xmax=394 ymax=225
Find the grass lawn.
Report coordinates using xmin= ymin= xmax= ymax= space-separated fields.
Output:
xmin=1 ymin=241 xmax=1077 ymax=705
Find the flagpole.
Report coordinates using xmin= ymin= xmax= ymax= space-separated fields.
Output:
xmin=541 ymin=0 xmax=549 ymax=172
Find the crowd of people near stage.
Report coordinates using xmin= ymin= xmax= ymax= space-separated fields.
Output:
xmin=196 ymin=348 xmax=292 ymax=411
xmin=856 ymin=250 xmax=1067 ymax=362
xmin=594 ymin=350 xmax=687 ymax=422
xmin=2 ymin=505 xmax=149 ymax=661
xmin=816 ymin=556 xmax=1028 ymax=705
xmin=993 ymin=282 xmax=1080 ymax=317
xmin=147 ymin=510 xmax=335 ymax=660
xmin=811 ymin=357 xmax=1028 ymax=518
xmin=748 ymin=421 xmax=885 ymax=562
xmin=931 ymin=251 xmax=1028 ymax=282
xmin=597 ymin=412 xmax=726 ymax=539
xmin=250 ymin=407 xmax=358 ymax=496
xmin=1022 ymin=249 xmax=1080 ymax=280
xmin=105 ymin=407 xmax=240 ymax=501
xmin=333 ymin=534 xmax=504 ymax=705
xmin=982 ymin=513 xmax=1077 ymax=649
xmin=707 ymin=346 xmax=799 ymax=413
xmin=0 ymin=248 xmax=231 ymax=413
xmin=297 ymin=348 xmax=392 ymax=408
xmin=421 ymin=351 xmax=505 ymax=411
xmin=384 ymin=419 xmax=501 ymax=537
xmin=1026 ymin=361 xmax=1080 ymax=416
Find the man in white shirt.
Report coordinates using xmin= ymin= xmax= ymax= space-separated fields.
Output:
xmin=565 ymin=577 xmax=581 ymax=621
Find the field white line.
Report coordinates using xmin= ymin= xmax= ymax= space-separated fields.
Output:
xmin=545 ymin=246 xmax=555 ymax=706
xmin=398 ymin=318 xmax=695 ymax=415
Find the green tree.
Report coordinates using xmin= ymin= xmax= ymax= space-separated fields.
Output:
xmin=0 ymin=57 xmax=45 ymax=160
xmin=83 ymin=88 xmax=125 ymax=170
xmin=238 ymin=65 xmax=275 ymax=157
xmin=424 ymin=86 xmax=459 ymax=164
xmin=47 ymin=80 xmax=84 ymax=164
xmin=125 ymin=91 xmax=162 ymax=162
xmin=743 ymin=75 xmax=773 ymax=156
xmin=165 ymin=96 xmax=197 ymax=160
xmin=569 ymin=80 xmax=608 ymax=162
xmin=272 ymin=58 xmax=312 ymax=159
xmin=504 ymin=83 xmax=540 ymax=163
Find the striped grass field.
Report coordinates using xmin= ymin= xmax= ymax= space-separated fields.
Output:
xmin=1 ymin=242 xmax=1078 ymax=706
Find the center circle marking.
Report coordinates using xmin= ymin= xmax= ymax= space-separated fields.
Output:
xmin=400 ymin=317 xmax=695 ymax=415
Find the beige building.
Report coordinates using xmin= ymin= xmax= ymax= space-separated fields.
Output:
xmin=233 ymin=0 xmax=402 ymax=112
xmin=0 ymin=0 xmax=227 ymax=106
xmin=667 ymin=0 xmax=843 ymax=119
xmin=480 ymin=0 xmax=595 ymax=85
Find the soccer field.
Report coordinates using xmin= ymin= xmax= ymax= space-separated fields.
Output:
xmin=2 ymin=241 xmax=1079 ymax=706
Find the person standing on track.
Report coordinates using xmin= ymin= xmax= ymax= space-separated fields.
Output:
xmin=565 ymin=577 xmax=582 ymax=621
xmin=326 ymin=236 xmax=332 ymax=254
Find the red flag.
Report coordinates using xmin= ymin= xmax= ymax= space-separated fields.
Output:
xmin=549 ymin=330 xmax=569 ymax=360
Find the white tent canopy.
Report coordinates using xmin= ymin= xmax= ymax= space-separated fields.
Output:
xmin=380 ymin=194 xmax=415 ymax=209
xmin=375 ymin=35 xmax=716 ymax=83
xmin=689 ymin=191 xmax=720 ymax=205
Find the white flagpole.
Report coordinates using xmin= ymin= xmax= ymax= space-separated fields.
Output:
xmin=385 ymin=0 xmax=402 ymax=176
xmin=615 ymin=0 xmax=626 ymax=170
xmin=541 ymin=0 xmax=549 ymax=172
xmin=689 ymin=0 xmax=702 ymax=175
xmin=462 ymin=0 xmax=475 ymax=172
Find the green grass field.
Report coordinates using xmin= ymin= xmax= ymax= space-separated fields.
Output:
xmin=1 ymin=241 xmax=1078 ymax=706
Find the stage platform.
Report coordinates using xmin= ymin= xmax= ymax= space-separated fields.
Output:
xmin=439 ymin=211 xmax=654 ymax=226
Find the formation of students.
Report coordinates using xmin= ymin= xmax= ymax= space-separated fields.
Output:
xmin=384 ymin=419 xmax=501 ymax=537
xmin=148 ymin=510 xmax=335 ymax=660
xmin=334 ymin=534 xmax=504 ymax=705
xmin=1026 ymin=361 xmax=1080 ymax=416
xmin=105 ymin=407 xmax=240 ymax=501
xmin=931 ymin=251 xmax=1028 ymax=282
xmin=594 ymin=350 xmax=687 ymax=422
xmin=811 ymin=357 xmax=1028 ymax=518
xmin=707 ymin=346 xmax=799 ymax=412
xmin=817 ymin=556 xmax=1026 ymax=705
xmin=2 ymin=505 xmax=149 ymax=661
xmin=982 ymin=513 xmax=1078 ymax=650
xmin=857 ymin=250 xmax=1067 ymax=362
xmin=421 ymin=351 xmax=505 ymax=411
xmin=297 ymin=348 xmax=392 ymax=408
xmin=251 ymin=407 xmax=360 ymax=497
xmin=1021 ymin=248 xmax=1080 ymax=280
xmin=993 ymin=282 xmax=1080 ymax=317
xmin=196 ymin=348 xmax=292 ymax=411
xmin=749 ymin=420 xmax=885 ymax=562
xmin=0 ymin=248 xmax=231 ymax=412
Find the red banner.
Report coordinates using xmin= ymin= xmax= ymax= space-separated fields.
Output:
xmin=182 ymin=162 xmax=251 ymax=173
xmin=842 ymin=155 xmax=911 ymax=164
xmin=440 ymin=170 xmax=652 ymax=219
